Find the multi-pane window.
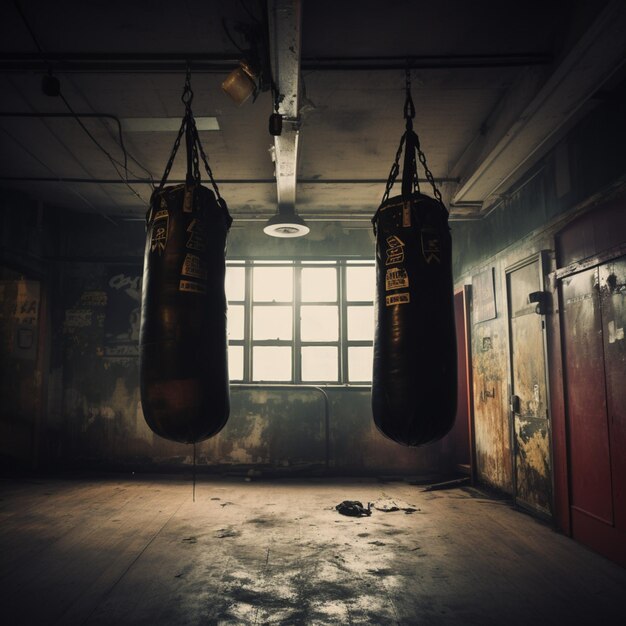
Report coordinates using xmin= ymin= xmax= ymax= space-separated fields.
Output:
xmin=226 ymin=260 xmax=375 ymax=384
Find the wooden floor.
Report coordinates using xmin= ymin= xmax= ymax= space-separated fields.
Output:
xmin=1 ymin=476 xmax=625 ymax=625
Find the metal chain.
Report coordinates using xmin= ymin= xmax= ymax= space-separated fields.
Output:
xmin=190 ymin=114 xmax=223 ymax=201
xmin=381 ymin=132 xmax=406 ymax=204
xmin=414 ymin=131 xmax=443 ymax=203
xmin=157 ymin=115 xmax=187 ymax=191
xmin=379 ymin=66 xmax=444 ymax=207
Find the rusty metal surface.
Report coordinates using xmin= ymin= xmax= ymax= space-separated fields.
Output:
xmin=508 ymin=258 xmax=551 ymax=515
xmin=561 ymin=267 xmax=613 ymax=524
xmin=600 ymin=257 xmax=626 ymax=532
xmin=471 ymin=318 xmax=512 ymax=491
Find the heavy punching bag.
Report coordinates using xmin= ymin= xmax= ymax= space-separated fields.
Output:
xmin=371 ymin=71 xmax=457 ymax=446
xmin=139 ymin=70 xmax=232 ymax=444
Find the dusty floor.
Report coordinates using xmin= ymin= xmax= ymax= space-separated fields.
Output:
xmin=1 ymin=475 xmax=625 ymax=625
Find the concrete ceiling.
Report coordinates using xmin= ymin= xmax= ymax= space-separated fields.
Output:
xmin=0 ymin=0 xmax=625 ymax=224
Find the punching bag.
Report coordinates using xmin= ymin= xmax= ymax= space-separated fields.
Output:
xmin=139 ymin=71 xmax=232 ymax=444
xmin=371 ymin=77 xmax=457 ymax=446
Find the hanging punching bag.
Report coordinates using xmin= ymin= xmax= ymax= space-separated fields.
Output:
xmin=139 ymin=71 xmax=232 ymax=444
xmin=371 ymin=75 xmax=457 ymax=446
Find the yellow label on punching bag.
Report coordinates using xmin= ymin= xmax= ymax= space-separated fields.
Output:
xmin=385 ymin=267 xmax=409 ymax=291
xmin=386 ymin=292 xmax=410 ymax=306
xmin=150 ymin=210 xmax=169 ymax=254
xmin=385 ymin=235 xmax=405 ymax=266
xmin=179 ymin=280 xmax=207 ymax=295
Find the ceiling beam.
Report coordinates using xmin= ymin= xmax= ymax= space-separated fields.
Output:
xmin=268 ymin=0 xmax=302 ymax=213
xmin=452 ymin=0 xmax=626 ymax=211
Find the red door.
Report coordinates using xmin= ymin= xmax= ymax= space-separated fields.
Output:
xmin=561 ymin=258 xmax=626 ymax=565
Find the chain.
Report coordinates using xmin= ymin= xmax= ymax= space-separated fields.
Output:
xmin=157 ymin=115 xmax=187 ymax=192
xmin=381 ymin=132 xmax=406 ymax=204
xmin=190 ymin=114 xmax=223 ymax=200
xmin=414 ymin=131 xmax=443 ymax=203
xmin=378 ymin=66 xmax=444 ymax=207
xmin=151 ymin=66 xmax=228 ymax=226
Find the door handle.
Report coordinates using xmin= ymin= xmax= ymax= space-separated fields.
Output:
xmin=510 ymin=395 xmax=521 ymax=414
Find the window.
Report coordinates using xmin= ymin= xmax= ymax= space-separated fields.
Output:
xmin=226 ymin=259 xmax=375 ymax=384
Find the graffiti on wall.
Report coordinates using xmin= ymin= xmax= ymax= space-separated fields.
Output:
xmin=103 ymin=268 xmax=142 ymax=360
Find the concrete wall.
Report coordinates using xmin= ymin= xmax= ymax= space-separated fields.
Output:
xmin=1 ymin=201 xmax=446 ymax=475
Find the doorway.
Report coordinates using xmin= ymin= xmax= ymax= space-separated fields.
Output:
xmin=560 ymin=256 xmax=626 ymax=565
xmin=506 ymin=254 xmax=552 ymax=517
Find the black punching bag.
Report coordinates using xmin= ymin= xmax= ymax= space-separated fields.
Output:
xmin=139 ymin=72 xmax=232 ymax=444
xmin=371 ymin=82 xmax=456 ymax=446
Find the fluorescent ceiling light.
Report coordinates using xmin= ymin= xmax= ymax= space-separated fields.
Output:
xmin=117 ymin=117 xmax=220 ymax=132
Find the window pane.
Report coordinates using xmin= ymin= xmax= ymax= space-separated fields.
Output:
xmin=347 ymin=305 xmax=374 ymax=341
xmin=348 ymin=346 xmax=373 ymax=382
xmin=253 ymin=306 xmax=292 ymax=340
xmin=253 ymin=346 xmax=291 ymax=381
xmin=225 ymin=266 xmax=245 ymax=301
xmin=228 ymin=345 xmax=244 ymax=381
xmin=253 ymin=267 xmax=293 ymax=302
xmin=301 ymin=306 xmax=338 ymax=342
xmin=227 ymin=305 xmax=245 ymax=340
xmin=346 ymin=266 xmax=375 ymax=301
xmin=301 ymin=268 xmax=337 ymax=302
xmin=301 ymin=346 xmax=338 ymax=382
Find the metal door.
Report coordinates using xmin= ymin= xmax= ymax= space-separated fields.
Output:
xmin=599 ymin=258 xmax=626 ymax=533
xmin=561 ymin=267 xmax=613 ymax=525
xmin=506 ymin=255 xmax=552 ymax=516
xmin=561 ymin=258 xmax=626 ymax=564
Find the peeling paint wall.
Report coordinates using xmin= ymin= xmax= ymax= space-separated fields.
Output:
xmin=25 ymin=214 xmax=446 ymax=475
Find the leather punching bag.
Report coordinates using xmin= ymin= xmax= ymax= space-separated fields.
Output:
xmin=371 ymin=83 xmax=457 ymax=446
xmin=139 ymin=72 xmax=232 ymax=444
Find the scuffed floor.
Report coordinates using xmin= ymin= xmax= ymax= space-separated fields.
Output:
xmin=1 ymin=476 xmax=625 ymax=625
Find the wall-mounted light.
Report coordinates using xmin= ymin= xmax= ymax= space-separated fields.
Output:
xmin=221 ymin=61 xmax=258 ymax=106
xmin=263 ymin=205 xmax=310 ymax=238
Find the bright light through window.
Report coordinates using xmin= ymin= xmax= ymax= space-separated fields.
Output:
xmin=347 ymin=306 xmax=374 ymax=341
xmin=302 ymin=346 xmax=338 ymax=381
xmin=253 ymin=346 xmax=292 ymax=381
xmin=346 ymin=266 xmax=376 ymax=301
xmin=253 ymin=306 xmax=292 ymax=340
xmin=301 ymin=268 xmax=337 ymax=302
xmin=300 ymin=306 xmax=338 ymax=342
xmin=253 ymin=267 xmax=293 ymax=302
xmin=227 ymin=304 xmax=245 ymax=340
xmin=348 ymin=346 xmax=373 ymax=382
xmin=225 ymin=266 xmax=245 ymax=301
xmin=228 ymin=345 xmax=244 ymax=381
xmin=227 ymin=260 xmax=374 ymax=384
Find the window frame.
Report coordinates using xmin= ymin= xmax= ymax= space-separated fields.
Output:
xmin=227 ymin=258 xmax=374 ymax=386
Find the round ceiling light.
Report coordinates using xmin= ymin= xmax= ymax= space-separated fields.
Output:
xmin=263 ymin=211 xmax=310 ymax=238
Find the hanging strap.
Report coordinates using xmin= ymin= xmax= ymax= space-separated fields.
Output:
xmin=373 ymin=68 xmax=445 ymax=232
xmin=149 ymin=67 xmax=231 ymax=227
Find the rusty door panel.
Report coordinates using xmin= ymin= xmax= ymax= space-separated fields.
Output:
xmin=561 ymin=268 xmax=613 ymax=524
xmin=600 ymin=258 xmax=626 ymax=531
xmin=510 ymin=313 xmax=551 ymax=513
xmin=507 ymin=257 xmax=552 ymax=516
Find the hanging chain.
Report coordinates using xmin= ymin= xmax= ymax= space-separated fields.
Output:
xmin=190 ymin=114 xmax=223 ymax=201
xmin=379 ymin=66 xmax=444 ymax=207
xmin=415 ymin=133 xmax=442 ymax=203
xmin=381 ymin=133 xmax=405 ymax=204
xmin=155 ymin=65 xmax=222 ymax=199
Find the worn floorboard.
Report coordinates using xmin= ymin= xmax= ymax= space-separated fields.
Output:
xmin=0 ymin=476 xmax=624 ymax=625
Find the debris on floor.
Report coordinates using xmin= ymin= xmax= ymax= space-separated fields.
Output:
xmin=335 ymin=500 xmax=372 ymax=517
xmin=421 ymin=477 xmax=471 ymax=492
xmin=372 ymin=496 xmax=419 ymax=514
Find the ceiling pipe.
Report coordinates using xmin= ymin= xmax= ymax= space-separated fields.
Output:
xmin=265 ymin=0 xmax=309 ymax=238
xmin=0 ymin=52 xmax=552 ymax=73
